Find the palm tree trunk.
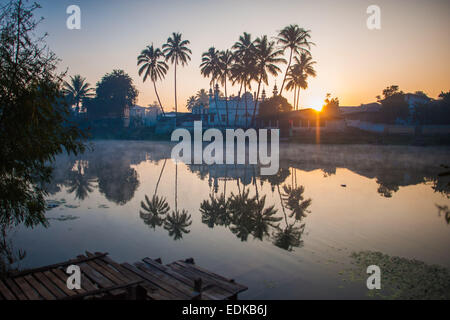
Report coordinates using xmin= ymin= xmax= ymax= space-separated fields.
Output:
xmin=296 ymin=87 xmax=301 ymax=110
xmin=154 ymin=159 xmax=167 ymax=196
xmin=175 ymin=162 xmax=178 ymax=212
xmin=280 ymin=49 xmax=293 ymax=96
xmin=234 ymin=82 xmax=243 ymax=127
xmin=244 ymin=85 xmax=248 ymax=128
xmin=213 ymin=80 xmax=222 ymax=127
xmin=153 ymin=81 xmax=165 ymax=116
xmin=251 ymin=73 xmax=263 ymax=127
xmin=174 ymin=62 xmax=177 ymax=126
xmin=293 ymin=85 xmax=297 ymax=111
xmin=224 ymin=76 xmax=229 ymax=127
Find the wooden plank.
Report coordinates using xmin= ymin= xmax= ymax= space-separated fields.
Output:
xmin=4 ymin=278 xmax=27 ymax=300
xmin=142 ymin=258 xmax=196 ymax=288
xmin=78 ymin=262 xmax=115 ymax=289
xmin=85 ymin=260 xmax=126 ymax=285
xmin=98 ymin=256 xmax=141 ymax=282
xmin=24 ymin=275 xmax=55 ymax=300
xmin=0 ymin=280 xmax=17 ymax=300
xmin=174 ymin=261 xmax=247 ymax=293
xmin=122 ymin=263 xmax=187 ymax=300
xmin=134 ymin=262 xmax=199 ymax=299
xmin=169 ymin=263 xmax=237 ymax=296
xmin=43 ymin=270 xmax=77 ymax=297
xmin=14 ymin=276 xmax=40 ymax=300
xmin=52 ymin=268 xmax=86 ymax=295
xmin=10 ymin=252 xmax=108 ymax=278
xmin=60 ymin=280 xmax=143 ymax=300
xmin=34 ymin=272 xmax=67 ymax=299
xmin=86 ymin=252 xmax=131 ymax=284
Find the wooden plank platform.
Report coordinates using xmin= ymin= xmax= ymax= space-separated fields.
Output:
xmin=0 ymin=252 xmax=247 ymax=300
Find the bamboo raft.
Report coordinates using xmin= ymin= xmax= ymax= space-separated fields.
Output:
xmin=0 ymin=251 xmax=247 ymax=300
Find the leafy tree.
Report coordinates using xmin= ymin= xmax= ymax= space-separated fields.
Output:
xmin=258 ymin=95 xmax=293 ymax=117
xmin=376 ymin=86 xmax=409 ymax=124
xmin=63 ymin=75 xmax=94 ymax=113
xmin=322 ymin=93 xmax=340 ymax=116
xmin=0 ymin=0 xmax=86 ymax=227
xmin=90 ymin=70 xmax=138 ymax=119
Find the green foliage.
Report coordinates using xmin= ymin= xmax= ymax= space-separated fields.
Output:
xmin=258 ymin=95 xmax=293 ymax=117
xmin=377 ymin=86 xmax=409 ymax=124
xmin=0 ymin=0 xmax=86 ymax=227
xmin=343 ymin=251 xmax=450 ymax=299
xmin=88 ymin=70 xmax=138 ymax=119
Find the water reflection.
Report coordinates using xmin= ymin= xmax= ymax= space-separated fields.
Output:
xmin=44 ymin=141 xmax=450 ymax=251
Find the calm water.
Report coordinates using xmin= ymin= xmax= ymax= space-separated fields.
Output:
xmin=6 ymin=141 xmax=450 ymax=299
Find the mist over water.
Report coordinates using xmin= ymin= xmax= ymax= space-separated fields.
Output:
xmin=8 ymin=141 xmax=450 ymax=299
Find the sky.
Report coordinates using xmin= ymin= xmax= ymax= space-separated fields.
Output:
xmin=36 ymin=0 xmax=450 ymax=111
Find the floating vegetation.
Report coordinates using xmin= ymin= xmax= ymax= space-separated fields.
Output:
xmin=46 ymin=199 xmax=65 ymax=210
xmin=341 ymin=251 xmax=450 ymax=300
xmin=48 ymin=215 xmax=80 ymax=222
xmin=64 ymin=204 xmax=80 ymax=209
xmin=98 ymin=204 xmax=109 ymax=209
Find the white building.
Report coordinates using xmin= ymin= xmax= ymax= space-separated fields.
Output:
xmin=197 ymin=85 xmax=265 ymax=127
xmin=129 ymin=104 xmax=162 ymax=126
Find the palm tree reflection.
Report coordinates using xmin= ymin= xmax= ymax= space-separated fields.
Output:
xmin=164 ymin=209 xmax=192 ymax=240
xmin=140 ymin=195 xmax=170 ymax=229
xmin=197 ymin=166 xmax=312 ymax=251
xmin=66 ymin=161 xmax=96 ymax=201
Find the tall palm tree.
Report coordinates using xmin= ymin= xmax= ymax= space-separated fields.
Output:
xmin=63 ymin=75 xmax=94 ymax=113
xmin=287 ymin=53 xmax=316 ymax=109
xmin=250 ymin=35 xmax=286 ymax=126
xmin=276 ymin=25 xmax=313 ymax=96
xmin=137 ymin=44 xmax=168 ymax=115
xmin=162 ymin=33 xmax=191 ymax=123
xmin=230 ymin=55 xmax=257 ymax=127
xmin=200 ymin=47 xmax=222 ymax=125
xmin=218 ymin=50 xmax=234 ymax=126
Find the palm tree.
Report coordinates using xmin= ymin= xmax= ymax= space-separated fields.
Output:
xmin=196 ymin=89 xmax=209 ymax=106
xmin=162 ymin=33 xmax=191 ymax=123
xmin=250 ymin=35 xmax=286 ymax=126
xmin=164 ymin=209 xmax=192 ymax=240
xmin=276 ymin=25 xmax=313 ymax=96
xmin=140 ymin=195 xmax=170 ymax=229
xmin=218 ymin=50 xmax=234 ymax=126
xmin=230 ymin=55 xmax=257 ymax=127
xmin=66 ymin=161 xmax=96 ymax=201
xmin=200 ymin=47 xmax=222 ymax=125
xmin=281 ymin=185 xmax=311 ymax=220
xmin=285 ymin=72 xmax=307 ymax=110
xmin=63 ymin=75 xmax=94 ymax=113
xmin=199 ymin=193 xmax=230 ymax=228
xmin=137 ymin=44 xmax=168 ymax=116
xmin=288 ymin=53 xmax=316 ymax=109
xmin=186 ymin=96 xmax=196 ymax=111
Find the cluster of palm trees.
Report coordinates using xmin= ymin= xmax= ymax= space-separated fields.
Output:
xmin=198 ymin=168 xmax=312 ymax=251
xmin=135 ymin=25 xmax=315 ymax=128
xmin=198 ymin=25 xmax=315 ymax=127
xmin=137 ymin=32 xmax=192 ymax=118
